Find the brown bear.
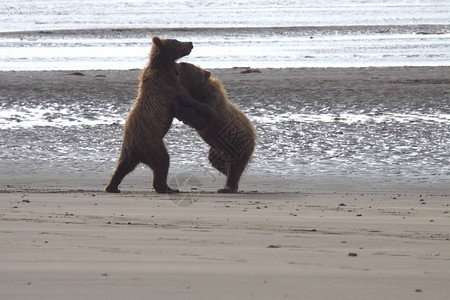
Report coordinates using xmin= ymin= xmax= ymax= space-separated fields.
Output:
xmin=175 ymin=62 xmax=257 ymax=193
xmin=105 ymin=36 xmax=197 ymax=194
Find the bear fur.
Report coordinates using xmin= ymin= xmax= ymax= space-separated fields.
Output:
xmin=105 ymin=36 xmax=194 ymax=194
xmin=176 ymin=62 xmax=256 ymax=193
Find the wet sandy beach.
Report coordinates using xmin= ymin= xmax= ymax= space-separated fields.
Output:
xmin=1 ymin=67 xmax=449 ymax=299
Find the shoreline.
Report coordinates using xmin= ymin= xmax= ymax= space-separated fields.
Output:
xmin=0 ymin=64 xmax=450 ymax=72
xmin=3 ymin=65 xmax=450 ymax=72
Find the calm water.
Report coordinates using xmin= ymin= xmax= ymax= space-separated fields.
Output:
xmin=2 ymin=0 xmax=449 ymax=32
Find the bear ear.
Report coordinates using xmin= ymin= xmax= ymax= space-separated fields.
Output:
xmin=204 ymin=70 xmax=211 ymax=79
xmin=152 ymin=36 xmax=162 ymax=47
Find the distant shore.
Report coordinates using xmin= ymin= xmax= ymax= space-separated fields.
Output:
xmin=2 ymin=24 xmax=448 ymax=36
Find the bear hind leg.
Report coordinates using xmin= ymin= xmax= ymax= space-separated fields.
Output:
xmin=208 ymin=147 xmax=228 ymax=175
xmin=218 ymin=161 xmax=247 ymax=194
xmin=105 ymin=149 xmax=139 ymax=193
xmin=141 ymin=143 xmax=180 ymax=194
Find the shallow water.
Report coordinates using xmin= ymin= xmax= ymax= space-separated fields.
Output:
xmin=1 ymin=28 xmax=449 ymax=70
xmin=1 ymin=71 xmax=449 ymax=185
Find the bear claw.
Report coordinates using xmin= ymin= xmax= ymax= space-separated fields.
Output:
xmin=105 ymin=186 xmax=120 ymax=193
xmin=218 ymin=187 xmax=238 ymax=194
xmin=167 ymin=187 xmax=180 ymax=194
xmin=155 ymin=187 xmax=180 ymax=194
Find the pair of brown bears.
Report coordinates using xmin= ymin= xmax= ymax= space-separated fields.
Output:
xmin=105 ymin=37 xmax=256 ymax=194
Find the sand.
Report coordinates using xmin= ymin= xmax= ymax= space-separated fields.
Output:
xmin=1 ymin=191 xmax=449 ymax=299
xmin=1 ymin=67 xmax=449 ymax=299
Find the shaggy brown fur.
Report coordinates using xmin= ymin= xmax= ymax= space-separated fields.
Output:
xmin=105 ymin=36 xmax=194 ymax=194
xmin=176 ymin=62 xmax=257 ymax=193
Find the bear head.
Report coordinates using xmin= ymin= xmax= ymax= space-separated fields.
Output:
xmin=177 ymin=62 xmax=212 ymax=98
xmin=151 ymin=36 xmax=193 ymax=63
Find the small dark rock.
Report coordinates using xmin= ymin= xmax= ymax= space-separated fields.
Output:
xmin=240 ymin=68 xmax=262 ymax=74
